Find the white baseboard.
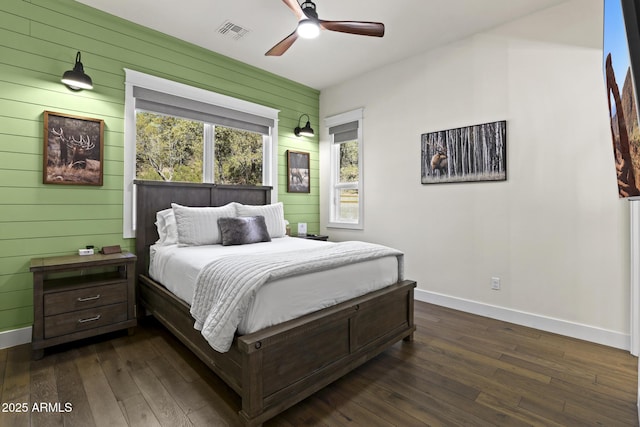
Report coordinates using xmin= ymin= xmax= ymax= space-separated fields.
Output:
xmin=415 ymin=289 xmax=630 ymax=351
xmin=0 ymin=326 xmax=31 ymax=350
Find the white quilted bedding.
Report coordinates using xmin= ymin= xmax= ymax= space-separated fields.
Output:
xmin=149 ymin=237 xmax=401 ymax=352
xmin=190 ymin=240 xmax=404 ymax=352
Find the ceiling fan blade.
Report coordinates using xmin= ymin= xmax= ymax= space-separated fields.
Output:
xmin=265 ymin=30 xmax=299 ymax=56
xmin=282 ymin=0 xmax=305 ymax=20
xmin=319 ymin=20 xmax=385 ymax=37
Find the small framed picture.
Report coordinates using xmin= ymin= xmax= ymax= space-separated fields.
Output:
xmin=43 ymin=111 xmax=104 ymax=186
xmin=287 ymin=150 xmax=310 ymax=193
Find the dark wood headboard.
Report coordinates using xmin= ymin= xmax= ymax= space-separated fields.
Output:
xmin=134 ymin=180 xmax=272 ymax=276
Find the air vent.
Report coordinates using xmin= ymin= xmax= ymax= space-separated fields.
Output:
xmin=217 ymin=20 xmax=250 ymax=40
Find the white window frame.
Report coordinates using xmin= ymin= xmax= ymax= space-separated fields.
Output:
xmin=325 ymin=108 xmax=364 ymax=230
xmin=123 ymin=69 xmax=279 ymax=238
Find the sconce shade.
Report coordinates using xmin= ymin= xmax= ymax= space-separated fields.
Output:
xmin=61 ymin=52 xmax=93 ymax=91
xmin=294 ymin=114 xmax=315 ymax=137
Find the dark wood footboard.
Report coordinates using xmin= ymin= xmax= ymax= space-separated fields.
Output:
xmin=138 ymin=274 xmax=416 ymax=426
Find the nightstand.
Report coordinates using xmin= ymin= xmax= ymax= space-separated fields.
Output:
xmin=30 ymin=252 xmax=137 ymax=360
xmin=296 ymin=234 xmax=329 ymax=241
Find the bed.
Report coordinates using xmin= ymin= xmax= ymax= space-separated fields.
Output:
xmin=134 ymin=179 xmax=416 ymax=426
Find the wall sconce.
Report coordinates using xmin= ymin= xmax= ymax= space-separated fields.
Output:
xmin=294 ymin=114 xmax=314 ymax=137
xmin=61 ymin=51 xmax=93 ymax=91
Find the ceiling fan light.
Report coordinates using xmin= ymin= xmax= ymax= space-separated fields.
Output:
xmin=297 ymin=19 xmax=320 ymax=39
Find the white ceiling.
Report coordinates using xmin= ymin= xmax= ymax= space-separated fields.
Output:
xmin=75 ymin=0 xmax=569 ymax=90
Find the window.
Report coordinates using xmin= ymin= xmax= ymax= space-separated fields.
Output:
xmin=135 ymin=112 xmax=264 ymax=185
xmin=326 ymin=109 xmax=363 ymax=229
xmin=135 ymin=112 xmax=204 ymax=182
xmin=211 ymin=126 xmax=264 ymax=185
xmin=123 ymin=69 xmax=279 ymax=237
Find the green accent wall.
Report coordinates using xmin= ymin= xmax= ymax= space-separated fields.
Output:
xmin=0 ymin=0 xmax=320 ymax=333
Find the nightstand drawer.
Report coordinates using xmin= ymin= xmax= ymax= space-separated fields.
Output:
xmin=44 ymin=303 xmax=128 ymax=338
xmin=44 ymin=282 xmax=127 ymax=316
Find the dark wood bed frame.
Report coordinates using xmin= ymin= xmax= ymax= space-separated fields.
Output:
xmin=134 ymin=180 xmax=416 ymax=426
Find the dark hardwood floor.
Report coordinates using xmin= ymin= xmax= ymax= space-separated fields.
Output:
xmin=1 ymin=301 xmax=637 ymax=426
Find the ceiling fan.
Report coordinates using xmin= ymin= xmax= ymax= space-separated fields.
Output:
xmin=265 ymin=0 xmax=385 ymax=56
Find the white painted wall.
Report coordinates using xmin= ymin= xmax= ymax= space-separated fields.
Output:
xmin=319 ymin=0 xmax=631 ymax=347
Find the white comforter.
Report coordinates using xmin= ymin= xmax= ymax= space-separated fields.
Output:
xmin=190 ymin=241 xmax=404 ymax=352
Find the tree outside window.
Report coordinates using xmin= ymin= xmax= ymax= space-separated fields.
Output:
xmin=213 ymin=126 xmax=263 ymax=185
xmin=135 ymin=111 xmax=263 ymax=185
xmin=136 ymin=112 xmax=203 ymax=182
xmin=337 ymin=140 xmax=359 ymax=222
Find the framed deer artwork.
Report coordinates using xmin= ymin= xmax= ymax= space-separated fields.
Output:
xmin=43 ymin=111 xmax=104 ymax=186
xmin=421 ymin=120 xmax=507 ymax=185
xmin=286 ymin=150 xmax=310 ymax=193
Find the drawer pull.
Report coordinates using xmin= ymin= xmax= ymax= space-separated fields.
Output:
xmin=77 ymin=294 xmax=101 ymax=302
xmin=78 ymin=315 xmax=101 ymax=324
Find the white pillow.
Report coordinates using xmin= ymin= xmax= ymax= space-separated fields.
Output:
xmin=236 ymin=202 xmax=286 ymax=238
xmin=155 ymin=208 xmax=178 ymax=245
xmin=171 ymin=203 xmax=237 ymax=246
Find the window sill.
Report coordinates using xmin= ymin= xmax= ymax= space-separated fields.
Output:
xmin=327 ymin=222 xmax=363 ymax=230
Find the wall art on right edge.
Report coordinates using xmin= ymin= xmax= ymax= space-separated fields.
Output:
xmin=603 ymin=0 xmax=640 ymax=198
xmin=421 ymin=120 xmax=507 ymax=184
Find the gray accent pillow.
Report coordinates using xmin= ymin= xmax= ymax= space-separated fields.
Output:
xmin=218 ymin=216 xmax=272 ymax=246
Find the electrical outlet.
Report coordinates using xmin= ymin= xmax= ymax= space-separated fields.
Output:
xmin=491 ymin=277 xmax=501 ymax=290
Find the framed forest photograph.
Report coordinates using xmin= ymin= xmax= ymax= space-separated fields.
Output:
xmin=287 ymin=150 xmax=310 ymax=193
xmin=43 ymin=111 xmax=104 ymax=186
xmin=421 ymin=120 xmax=507 ymax=185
